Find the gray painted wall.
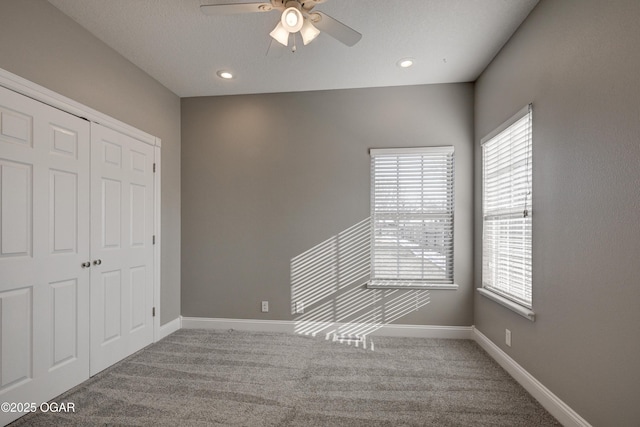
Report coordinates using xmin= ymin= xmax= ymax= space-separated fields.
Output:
xmin=0 ymin=0 xmax=181 ymax=324
xmin=182 ymin=84 xmax=474 ymax=325
xmin=474 ymin=0 xmax=640 ymax=425
xmin=6 ymin=0 xmax=635 ymax=423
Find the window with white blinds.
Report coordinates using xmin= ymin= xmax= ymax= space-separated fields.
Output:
xmin=368 ymin=147 xmax=455 ymax=288
xmin=482 ymin=105 xmax=532 ymax=308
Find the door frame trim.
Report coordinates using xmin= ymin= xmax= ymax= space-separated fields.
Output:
xmin=0 ymin=67 xmax=162 ymax=343
xmin=0 ymin=68 xmax=158 ymax=146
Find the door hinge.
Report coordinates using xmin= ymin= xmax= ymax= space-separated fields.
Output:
xmin=152 ymin=235 xmax=156 ymax=245
xmin=153 ymin=163 xmax=156 ymax=173
xmin=152 ymin=307 xmax=156 ymax=317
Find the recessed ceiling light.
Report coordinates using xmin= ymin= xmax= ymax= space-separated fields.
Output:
xmin=217 ymin=70 xmax=234 ymax=79
xmin=397 ymin=58 xmax=414 ymax=68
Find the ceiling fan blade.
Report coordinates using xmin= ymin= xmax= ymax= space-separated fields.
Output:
xmin=311 ymin=11 xmax=361 ymax=47
xmin=200 ymin=2 xmax=274 ymax=15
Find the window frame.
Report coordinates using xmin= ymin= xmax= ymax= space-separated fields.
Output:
xmin=367 ymin=146 xmax=457 ymax=290
xmin=479 ymin=104 xmax=535 ymax=321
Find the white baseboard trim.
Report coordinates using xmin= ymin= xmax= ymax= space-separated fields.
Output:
xmin=157 ymin=317 xmax=182 ymax=340
xmin=473 ymin=327 xmax=591 ymax=427
xmin=180 ymin=317 xmax=472 ymax=339
xmin=372 ymin=324 xmax=473 ymax=339
xmin=181 ymin=317 xmax=295 ymax=333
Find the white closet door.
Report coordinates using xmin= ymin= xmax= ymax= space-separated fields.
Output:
xmin=90 ymin=123 xmax=154 ymax=375
xmin=0 ymin=86 xmax=90 ymax=426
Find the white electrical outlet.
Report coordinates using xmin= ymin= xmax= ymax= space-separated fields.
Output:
xmin=261 ymin=301 xmax=269 ymax=313
xmin=505 ymin=329 xmax=512 ymax=347
xmin=295 ymin=301 xmax=304 ymax=314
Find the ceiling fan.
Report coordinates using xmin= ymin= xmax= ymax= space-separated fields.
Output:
xmin=200 ymin=0 xmax=362 ymax=49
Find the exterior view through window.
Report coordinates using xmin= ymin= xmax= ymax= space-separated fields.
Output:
xmin=368 ymin=147 xmax=455 ymax=289
xmin=482 ymin=105 xmax=533 ymax=307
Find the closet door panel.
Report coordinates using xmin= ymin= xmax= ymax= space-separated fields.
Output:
xmin=0 ymin=86 xmax=90 ymax=426
xmin=0 ymin=160 xmax=31 ymax=257
xmin=90 ymin=123 xmax=154 ymax=375
xmin=0 ymin=288 xmax=32 ymax=390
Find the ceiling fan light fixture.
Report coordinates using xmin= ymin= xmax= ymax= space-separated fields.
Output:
xmin=300 ymin=19 xmax=320 ymax=45
xmin=281 ymin=7 xmax=303 ymax=33
xmin=270 ymin=21 xmax=290 ymax=46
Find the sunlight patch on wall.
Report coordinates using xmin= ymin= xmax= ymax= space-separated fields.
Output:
xmin=290 ymin=218 xmax=431 ymax=350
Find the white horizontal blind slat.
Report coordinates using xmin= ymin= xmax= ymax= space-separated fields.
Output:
xmin=482 ymin=106 xmax=533 ymax=307
xmin=370 ymin=147 xmax=455 ymax=286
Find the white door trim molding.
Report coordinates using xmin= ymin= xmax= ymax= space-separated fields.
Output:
xmin=472 ymin=327 xmax=592 ymax=427
xmin=0 ymin=67 xmax=162 ymax=348
xmin=157 ymin=317 xmax=182 ymax=341
xmin=0 ymin=68 xmax=157 ymax=147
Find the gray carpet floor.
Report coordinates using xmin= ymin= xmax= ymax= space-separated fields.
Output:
xmin=12 ymin=329 xmax=561 ymax=426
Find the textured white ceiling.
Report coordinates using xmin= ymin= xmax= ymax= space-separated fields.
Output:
xmin=47 ymin=0 xmax=539 ymax=98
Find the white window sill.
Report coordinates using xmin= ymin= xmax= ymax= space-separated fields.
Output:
xmin=367 ymin=281 xmax=458 ymax=290
xmin=477 ymin=288 xmax=535 ymax=321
